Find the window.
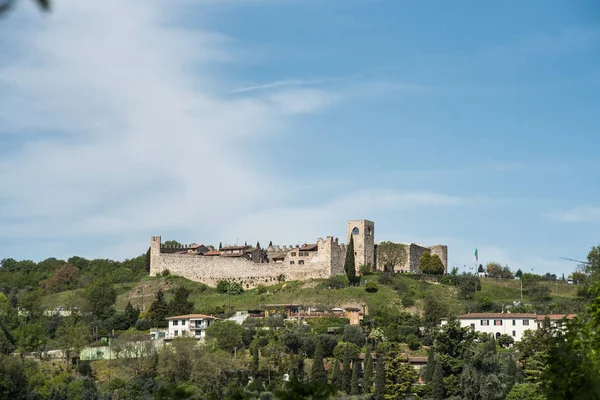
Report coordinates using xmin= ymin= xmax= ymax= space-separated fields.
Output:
xmin=494 ymin=320 xmax=503 ymax=326
xmin=181 ymin=320 xmax=186 ymax=325
xmin=512 ymin=320 xmax=516 ymax=326
xmin=352 ymin=227 xmax=359 ymax=235
xmin=470 ymin=323 xmax=475 ymax=329
xmin=512 ymin=331 xmax=516 ymax=337
xmin=290 ymin=261 xmax=295 ymax=265
xmin=174 ymin=330 xmax=179 ymax=336
xmin=195 ymin=330 xmax=202 ymax=336
xmin=523 ymin=320 xmax=530 ymax=326
xmin=173 ymin=320 xmax=178 ymax=326
xmin=367 ymin=228 xmax=372 ymax=236
xmin=291 ymin=252 xmax=296 ymax=256
xmin=481 ymin=320 xmax=490 ymax=326
xmin=299 ymin=260 xmax=304 ymax=265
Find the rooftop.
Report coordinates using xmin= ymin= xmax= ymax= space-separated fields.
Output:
xmin=166 ymin=314 xmax=217 ymax=320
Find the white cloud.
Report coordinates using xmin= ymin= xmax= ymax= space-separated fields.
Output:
xmin=548 ymin=206 xmax=600 ymax=223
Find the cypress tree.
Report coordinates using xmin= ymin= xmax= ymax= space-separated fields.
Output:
xmin=342 ymin=345 xmax=352 ymax=393
xmin=256 ymin=241 xmax=260 ymax=249
xmin=147 ymin=290 xmax=169 ymax=328
xmin=431 ymin=358 xmax=444 ymax=400
xmin=331 ymin=361 xmax=341 ymax=387
xmin=351 ymin=361 xmax=360 ymax=395
xmin=423 ymin=346 xmax=436 ymax=383
xmin=363 ymin=345 xmax=373 ymax=393
xmin=168 ymin=285 xmax=194 ymax=316
xmin=311 ymin=341 xmax=327 ymax=382
xmin=144 ymin=247 xmax=151 ymax=272
xmin=374 ymin=352 xmax=386 ymax=400
xmin=344 ymin=235 xmax=356 ymax=284
xmin=219 ymin=242 xmax=222 ymax=250
xmin=252 ymin=343 xmax=260 ymax=374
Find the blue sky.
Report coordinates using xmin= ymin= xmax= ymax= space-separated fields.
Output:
xmin=0 ymin=0 xmax=599 ymax=276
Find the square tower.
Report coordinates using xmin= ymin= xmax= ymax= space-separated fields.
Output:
xmin=347 ymin=220 xmax=375 ymax=271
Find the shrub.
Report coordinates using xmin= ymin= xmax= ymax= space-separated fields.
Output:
xmin=342 ymin=325 xmax=365 ymax=347
xmin=528 ymin=284 xmax=551 ymax=301
xmin=333 ymin=342 xmax=360 ymax=361
xmin=365 ymin=282 xmax=379 ymax=293
xmin=135 ymin=319 xmax=150 ymax=331
xmin=161 ymin=269 xmax=171 ymax=277
xmin=497 ymin=334 xmax=515 ymax=348
xmin=227 ymin=282 xmax=244 ymax=295
xmin=401 ymin=296 xmax=415 ymax=308
xmin=325 ymin=275 xmax=349 ymax=289
xmin=393 ymin=279 xmax=410 ymax=294
xmin=359 ymin=264 xmax=373 ymax=276
xmin=255 ymin=284 xmax=268 ymax=295
xmin=378 ymin=273 xmax=395 ymax=285
xmin=406 ymin=334 xmax=421 ymax=350
xmin=216 ymin=280 xmax=230 ymax=294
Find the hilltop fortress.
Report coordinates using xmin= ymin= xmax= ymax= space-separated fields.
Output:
xmin=149 ymin=220 xmax=448 ymax=288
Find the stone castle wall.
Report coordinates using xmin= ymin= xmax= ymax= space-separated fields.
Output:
xmin=150 ymin=236 xmax=345 ymax=288
xmin=378 ymin=243 xmax=448 ymax=273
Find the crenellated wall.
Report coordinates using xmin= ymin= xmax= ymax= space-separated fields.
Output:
xmin=150 ymin=235 xmax=346 ymax=288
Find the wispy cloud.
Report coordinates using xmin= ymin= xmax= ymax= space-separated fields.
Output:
xmin=548 ymin=206 xmax=600 ymax=223
xmin=233 ymin=77 xmax=346 ymax=93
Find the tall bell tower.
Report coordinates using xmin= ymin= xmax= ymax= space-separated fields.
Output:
xmin=347 ymin=220 xmax=375 ymax=271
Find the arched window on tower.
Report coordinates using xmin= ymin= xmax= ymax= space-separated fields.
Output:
xmin=367 ymin=227 xmax=372 ymax=236
xmin=352 ymin=227 xmax=359 ymax=235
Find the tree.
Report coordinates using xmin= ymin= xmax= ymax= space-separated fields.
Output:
xmin=125 ymin=301 xmax=140 ymax=328
xmin=374 ymin=350 xmax=386 ymax=400
xmin=169 ymin=286 xmax=194 ymax=316
xmin=423 ymin=346 xmax=435 ymax=383
xmin=429 ymin=254 xmax=445 ymax=275
xmin=111 ymin=331 xmax=157 ymax=376
xmin=55 ymin=322 xmax=89 ymax=366
xmin=41 ymin=263 xmax=80 ymax=293
xmin=350 ymin=361 xmax=360 ymax=395
xmin=478 ymin=264 xmax=485 ymax=273
xmin=431 ymin=357 xmax=444 ymax=400
xmin=363 ymin=346 xmax=373 ymax=393
xmin=344 ymin=235 xmax=356 ymax=284
xmin=583 ymin=245 xmax=600 ymax=280
xmin=252 ymin=343 xmax=260 ymax=375
xmin=385 ymin=352 xmax=419 ymax=399
xmin=460 ymin=337 xmax=504 ymax=400
xmin=205 ymin=321 xmax=244 ymax=353
xmin=515 ymin=269 xmax=523 ymax=279
xmin=420 ymin=251 xmax=431 ymax=273
xmin=500 ymin=266 xmax=514 ymax=280
xmin=147 ymin=290 xmax=169 ymax=328
xmin=458 ymin=274 xmax=482 ymax=300
xmin=144 ymin=247 xmax=151 ymax=273
xmin=486 ymin=262 xmax=502 ymax=278
xmin=15 ymin=323 xmax=47 ymax=355
xmin=365 ymin=281 xmax=379 ymax=293
xmin=219 ymin=242 xmax=222 ymax=250
xmin=376 ymin=242 xmax=407 ymax=272
xmin=342 ymin=325 xmax=365 ymax=347
xmin=164 ymin=240 xmax=181 ymax=247
xmin=506 ymin=383 xmax=546 ymax=400
xmin=85 ymin=279 xmax=116 ymax=321
xmin=331 ymin=361 xmax=341 ymax=388
xmin=311 ymin=341 xmax=327 ymax=382
xmin=342 ymin=344 xmax=352 ymax=393
xmin=423 ymin=292 xmax=448 ymax=328
xmin=497 ymin=334 xmax=515 ymax=348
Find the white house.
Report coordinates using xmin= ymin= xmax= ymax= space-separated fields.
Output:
xmin=165 ymin=313 xmax=218 ymax=340
xmin=441 ymin=313 xmax=575 ymax=342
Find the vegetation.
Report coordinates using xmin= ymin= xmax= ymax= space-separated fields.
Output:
xmin=0 ymin=244 xmax=597 ymax=399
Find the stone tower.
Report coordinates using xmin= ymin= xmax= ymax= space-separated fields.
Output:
xmin=347 ymin=220 xmax=375 ymax=271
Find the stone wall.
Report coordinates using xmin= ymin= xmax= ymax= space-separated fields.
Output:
xmin=377 ymin=242 xmax=448 ymax=273
xmin=428 ymin=245 xmax=448 ymax=273
xmin=150 ymin=236 xmax=346 ymax=288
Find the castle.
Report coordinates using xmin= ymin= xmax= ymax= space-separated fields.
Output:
xmin=149 ymin=220 xmax=448 ymax=288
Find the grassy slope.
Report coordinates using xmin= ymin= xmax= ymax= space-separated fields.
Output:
xmin=42 ymin=273 xmax=579 ymax=315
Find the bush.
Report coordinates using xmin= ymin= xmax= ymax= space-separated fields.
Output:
xmin=365 ymin=282 xmax=379 ymax=293
xmin=255 ymin=284 xmax=268 ymax=295
xmin=528 ymin=284 xmax=551 ymax=301
xmin=393 ymin=279 xmax=410 ymax=294
xmin=401 ymin=296 xmax=415 ymax=308
xmin=216 ymin=280 xmax=230 ymax=294
xmin=325 ymin=275 xmax=349 ymax=289
xmin=406 ymin=334 xmax=421 ymax=350
xmin=359 ymin=264 xmax=373 ymax=276
xmin=378 ymin=273 xmax=395 ymax=285
xmin=333 ymin=342 xmax=360 ymax=361
xmin=161 ymin=269 xmax=171 ymax=277
xmin=216 ymin=280 xmax=244 ymax=295
xmin=342 ymin=325 xmax=365 ymax=347
xmin=135 ymin=319 xmax=150 ymax=331
xmin=497 ymin=334 xmax=515 ymax=348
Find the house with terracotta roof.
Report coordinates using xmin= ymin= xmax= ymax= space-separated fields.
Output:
xmin=164 ymin=314 xmax=218 ymax=340
xmin=441 ymin=312 xmax=575 ymax=343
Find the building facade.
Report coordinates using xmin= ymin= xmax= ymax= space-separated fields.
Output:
xmin=441 ymin=313 xmax=575 ymax=342
xmin=164 ymin=314 xmax=217 ymax=340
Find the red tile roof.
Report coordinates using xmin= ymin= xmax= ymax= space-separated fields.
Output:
xmin=203 ymin=251 xmax=222 ymax=256
xmin=455 ymin=313 xmax=537 ymax=319
xmin=166 ymin=314 xmax=217 ymax=320
xmin=536 ymin=314 xmax=576 ymax=321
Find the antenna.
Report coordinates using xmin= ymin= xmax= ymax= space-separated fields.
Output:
xmin=559 ymin=257 xmax=590 ymax=265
